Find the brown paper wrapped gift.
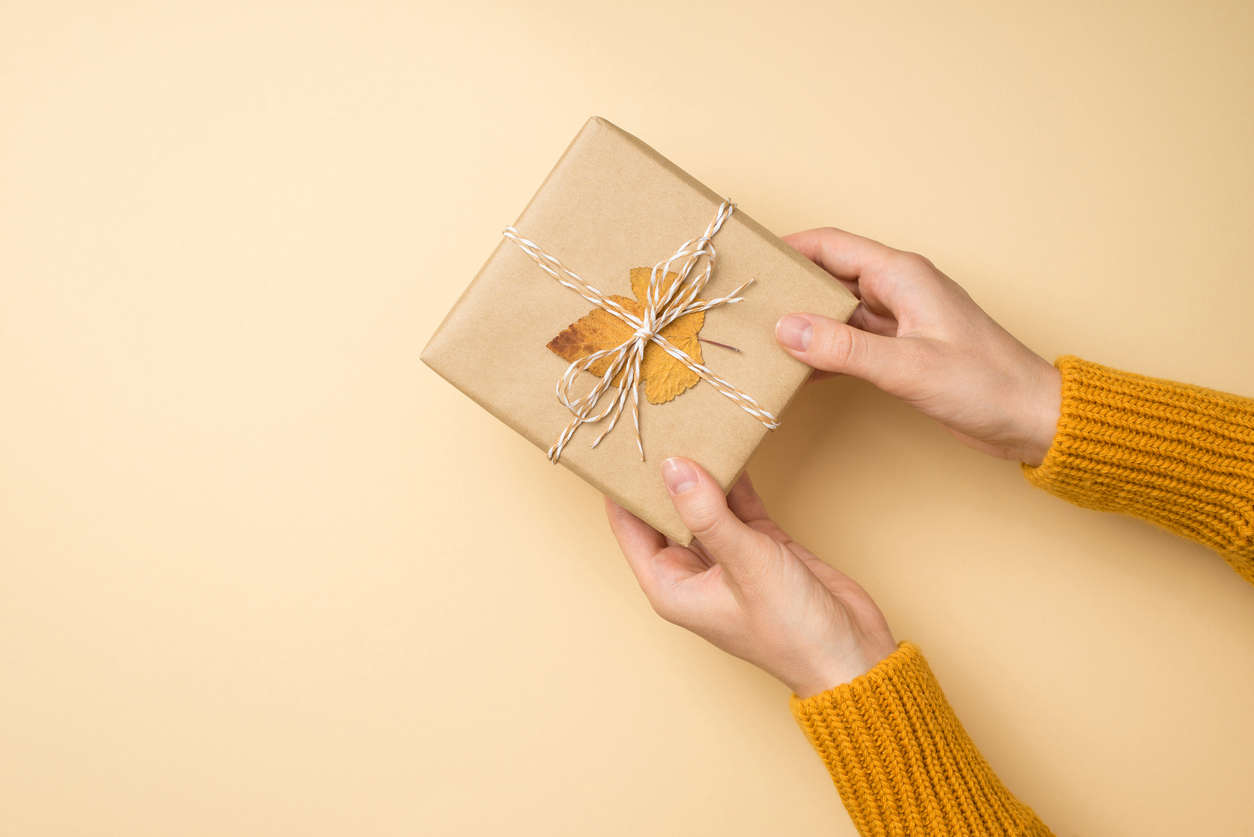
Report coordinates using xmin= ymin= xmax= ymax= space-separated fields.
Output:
xmin=422 ymin=117 xmax=857 ymax=542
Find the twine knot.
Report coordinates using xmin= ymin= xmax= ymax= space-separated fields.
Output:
xmin=502 ymin=200 xmax=781 ymax=463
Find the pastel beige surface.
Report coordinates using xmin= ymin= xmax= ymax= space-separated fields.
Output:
xmin=2 ymin=2 xmax=1252 ymax=836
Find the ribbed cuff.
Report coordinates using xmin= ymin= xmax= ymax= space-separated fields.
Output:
xmin=1024 ymin=356 xmax=1254 ymax=581
xmin=791 ymin=643 xmax=1051 ymax=837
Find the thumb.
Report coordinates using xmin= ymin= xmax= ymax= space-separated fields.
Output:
xmin=775 ymin=313 xmax=922 ymax=394
xmin=661 ymin=457 xmax=775 ymax=577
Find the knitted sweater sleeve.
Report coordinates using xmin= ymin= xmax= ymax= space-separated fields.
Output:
xmin=791 ymin=643 xmax=1052 ymax=836
xmin=791 ymin=358 xmax=1254 ymax=834
xmin=1023 ymin=356 xmax=1254 ymax=584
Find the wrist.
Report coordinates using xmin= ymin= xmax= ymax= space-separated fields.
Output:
xmin=788 ymin=635 xmax=897 ymax=698
xmin=1015 ymin=358 xmax=1061 ymax=467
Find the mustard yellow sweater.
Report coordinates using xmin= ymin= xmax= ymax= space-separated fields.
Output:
xmin=791 ymin=356 xmax=1254 ymax=836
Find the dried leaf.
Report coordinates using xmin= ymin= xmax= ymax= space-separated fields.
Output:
xmin=546 ymin=268 xmax=705 ymax=405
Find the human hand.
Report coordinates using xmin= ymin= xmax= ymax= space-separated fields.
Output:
xmin=605 ymin=458 xmax=896 ymax=697
xmin=776 ymin=228 xmax=1062 ymax=466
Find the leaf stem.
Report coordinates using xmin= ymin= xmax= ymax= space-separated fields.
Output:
xmin=698 ymin=337 xmax=742 ymax=353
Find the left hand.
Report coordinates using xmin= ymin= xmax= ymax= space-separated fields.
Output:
xmin=776 ymin=227 xmax=1061 ymax=466
xmin=605 ymin=457 xmax=897 ymax=697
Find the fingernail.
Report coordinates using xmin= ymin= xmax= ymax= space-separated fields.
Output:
xmin=776 ymin=315 xmax=813 ymax=351
xmin=662 ymin=457 xmax=698 ymax=495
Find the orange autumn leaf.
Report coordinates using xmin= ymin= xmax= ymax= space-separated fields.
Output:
xmin=546 ymin=268 xmax=705 ymax=405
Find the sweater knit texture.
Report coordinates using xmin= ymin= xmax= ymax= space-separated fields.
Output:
xmin=792 ymin=356 xmax=1254 ymax=835
xmin=1024 ymin=356 xmax=1254 ymax=583
xmin=791 ymin=643 xmax=1052 ymax=836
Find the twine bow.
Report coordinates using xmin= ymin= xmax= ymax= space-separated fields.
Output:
xmin=503 ymin=200 xmax=780 ymax=463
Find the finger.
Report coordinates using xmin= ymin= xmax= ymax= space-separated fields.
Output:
xmin=782 ymin=227 xmax=895 ymax=282
xmin=666 ymin=535 xmax=713 ymax=569
xmin=775 ymin=313 xmax=927 ymax=396
xmin=787 ymin=229 xmax=944 ymax=322
xmin=660 ymin=458 xmax=776 ymax=578
xmin=848 ymin=303 xmax=898 ymax=337
xmin=605 ymin=498 xmax=704 ymax=611
xmin=605 ymin=496 xmax=665 ymax=560
xmin=726 ymin=473 xmax=794 ymax=544
xmin=726 ymin=472 xmax=769 ymax=524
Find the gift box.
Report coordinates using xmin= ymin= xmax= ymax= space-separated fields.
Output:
xmin=422 ymin=117 xmax=857 ymax=542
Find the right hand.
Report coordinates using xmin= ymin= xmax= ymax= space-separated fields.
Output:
xmin=606 ymin=460 xmax=897 ymax=698
xmin=776 ymin=227 xmax=1062 ymax=466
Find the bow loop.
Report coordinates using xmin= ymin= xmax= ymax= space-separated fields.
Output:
xmin=504 ymin=200 xmax=780 ymax=463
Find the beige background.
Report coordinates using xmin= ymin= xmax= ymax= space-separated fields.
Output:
xmin=2 ymin=1 xmax=1252 ymax=835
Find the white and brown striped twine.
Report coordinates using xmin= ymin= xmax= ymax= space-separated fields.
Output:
xmin=502 ymin=200 xmax=780 ymax=463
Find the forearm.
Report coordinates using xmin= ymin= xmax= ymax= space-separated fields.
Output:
xmin=792 ymin=643 xmax=1052 ymax=836
xmin=1024 ymin=356 xmax=1254 ymax=583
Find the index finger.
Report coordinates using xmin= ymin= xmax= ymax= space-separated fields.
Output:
xmin=604 ymin=498 xmax=705 ymax=616
xmin=605 ymin=497 xmax=666 ymax=566
xmin=783 ymin=227 xmax=894 ymax=283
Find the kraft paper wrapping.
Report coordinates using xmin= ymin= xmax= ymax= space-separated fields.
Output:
xmin=422 ymin=117 xmax=857 ymax=542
